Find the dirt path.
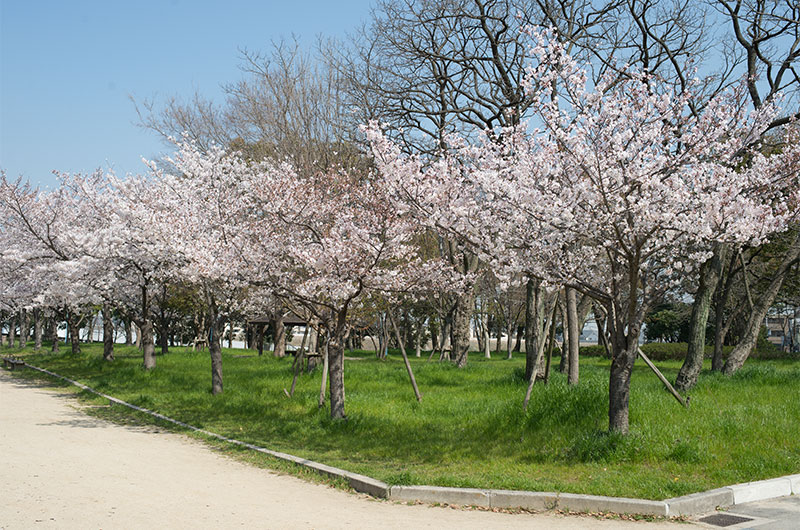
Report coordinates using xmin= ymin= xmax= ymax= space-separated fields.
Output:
xmin=0 ymin=370 xmax=690 ymax=529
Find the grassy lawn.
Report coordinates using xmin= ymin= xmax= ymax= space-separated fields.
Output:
xmin=4 ymin=343 xmax=799 ymax=500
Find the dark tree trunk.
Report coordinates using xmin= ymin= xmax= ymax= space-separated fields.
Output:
xmin=724 ymin=234 xmax=800 ymax=373
xmin=451 ymin=291 xmax=473 ymax=367
xmin=514 ymin=325 xmax=523 ymax=352
xmin=675 ymin=246 xmax=726 ymax=390
xmin=566 ymin=287 xmax=580 ymax=385
xmin=256 ymin=322 xmax=266 ymax=356
xmin=506 ymin=321 xmax=514 ymax=359
xmin=50 ymin=316 xmax=60 ymax=353
xmin=124 ymin=319 xmax=133 ymax=346
xmin=102 ymin=303 xmax=114 ymax=361
xmin=208 ymin=302 xmax=223 ymax=395
xmin=67 ymin=312 xmax=81 ymax=355
xmin=33 ymin=309 xmax=43 ymax=352
xmin=160 ymin=330 xmax=169 ymax=355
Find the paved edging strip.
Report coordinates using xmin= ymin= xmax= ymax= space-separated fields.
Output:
xmin=12 ymin=362 xmax=798 ymax=516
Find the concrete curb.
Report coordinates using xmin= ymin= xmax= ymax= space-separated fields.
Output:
xmin=12 ymin=362 xmax=797 ymax=517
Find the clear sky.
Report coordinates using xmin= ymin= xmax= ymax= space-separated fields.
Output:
xmin=0 ymin=0 xmax=373 ymax=188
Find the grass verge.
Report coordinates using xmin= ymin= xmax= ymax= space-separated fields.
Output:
xmin=4 ymin=342 xmax=799 ymax=500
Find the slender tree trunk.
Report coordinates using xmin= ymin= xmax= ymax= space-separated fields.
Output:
xmin=414 ymin=326 xmax=422 ymax=358
xmin=208 ymin=303 xmax=223 ymax=395
xmin=675 ymin=246 xmax=726 ymax=390
xmin=724 ymin=234 xmax=800 ymax=374
xmin=33 ymin=309 xmax=43 ymax=352
xmin=19 ymin=309 xmax=29 ymax=348
xmin=506 ymin=321 xmax=514 ymax=359
xmin=67 ymin=312 xmax=81 ymax=355
xmin=102 ymin=303 xmax=114 ymax=361
xmin=451 ymin=291 xmax=473 ymax=367
xmin=566 ymin=287 xmax=580 ymax=385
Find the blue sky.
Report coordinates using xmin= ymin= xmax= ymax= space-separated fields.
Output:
xmin=1 ymin=0 xmax=373 ymax=188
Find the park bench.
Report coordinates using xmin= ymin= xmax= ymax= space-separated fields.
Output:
xmin=2 ymin=357 xmax=26 ymax=371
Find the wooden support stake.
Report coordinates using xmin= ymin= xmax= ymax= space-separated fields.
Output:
xmin=318 ymin=342 xmax=329 ymax=408
xmin=388 ymin=310 xmax=422 ymax=402
xmin=637 ymin=347 xmax=689 ymax=408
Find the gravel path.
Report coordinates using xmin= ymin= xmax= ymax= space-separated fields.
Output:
xmin=0 ymin=369 xmax=690 ymax=529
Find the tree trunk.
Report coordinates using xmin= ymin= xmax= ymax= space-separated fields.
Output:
xmin=566 ymin=287 xmax=580 ymax=385
xmin=256 ymin=322 xmax=266 ymax=356
xmin=8 ymin=317 xmax=16 ymax=350
xmin=67 ymin=312 xmax=81 ymax=355
xmin=524 ymin=279 xmax=549 ymax=380
xmin=506 ymin=321 xmax=514 ymax=359
xmin=19 ymin=309 xmax=29 ymax=348
xmin=102 ymin=303 xmax=114 ymax=361
xmin=272 ymin=314 xmax=286 ymax=357
xmin=208 ymin=303 xmax=223 ymax=395
xmin=124 ymin=319 xmax=133 ymax=346
xmin=327 ymin=314 xmax=347 ymax=419
xmin=675 ymin=246 xmax=726 ymax=390
xmin=514 ymin=325 xmax=523 ymax=352
xmin=724 ymin=234 xmax=800 ymax=374
xmin=414 ymin=326 xmax=422 ymax=358
xmin=141 ymin=320 xmax=155 ymax=369
xmin=608 ymin=306 xmax=645 ymax=435
xmin=33 ymin=309 xmax=43 ymax=352
xmin=50 ymin=316 xmax=60 ymax=353
xmin=558 ymin=299 xmax=569 ymax=373
xmin=483 ymin=319 xmax=491 ymax=359
xmin=451 ymin=291 xmax=473 ymax=367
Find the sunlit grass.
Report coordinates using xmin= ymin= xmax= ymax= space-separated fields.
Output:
xmin=7 ymin=342 xmax=800 ymax=499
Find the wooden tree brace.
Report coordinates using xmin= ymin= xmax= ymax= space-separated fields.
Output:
xmin=637 ymin=348 xmax=689 ymax=408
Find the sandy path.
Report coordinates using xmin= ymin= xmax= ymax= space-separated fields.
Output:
xmin=0 ymin=370 xmax=689 ymax=529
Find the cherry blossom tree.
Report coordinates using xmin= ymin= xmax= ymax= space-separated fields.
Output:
xmin=154 ymin=141 xmax=448 ymax=418
xmin=367 ymin=30 xmax=800 ymax=433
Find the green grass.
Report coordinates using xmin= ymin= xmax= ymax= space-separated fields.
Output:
xmin=5 ymin=342 xmax=800 ymax=500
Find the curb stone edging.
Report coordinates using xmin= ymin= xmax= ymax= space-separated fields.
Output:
xmin=11 ymin=363 xmax=798 ymax=517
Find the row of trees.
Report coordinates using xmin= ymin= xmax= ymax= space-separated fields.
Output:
xmin=2 ymin=0 xmax=799 ymax=435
